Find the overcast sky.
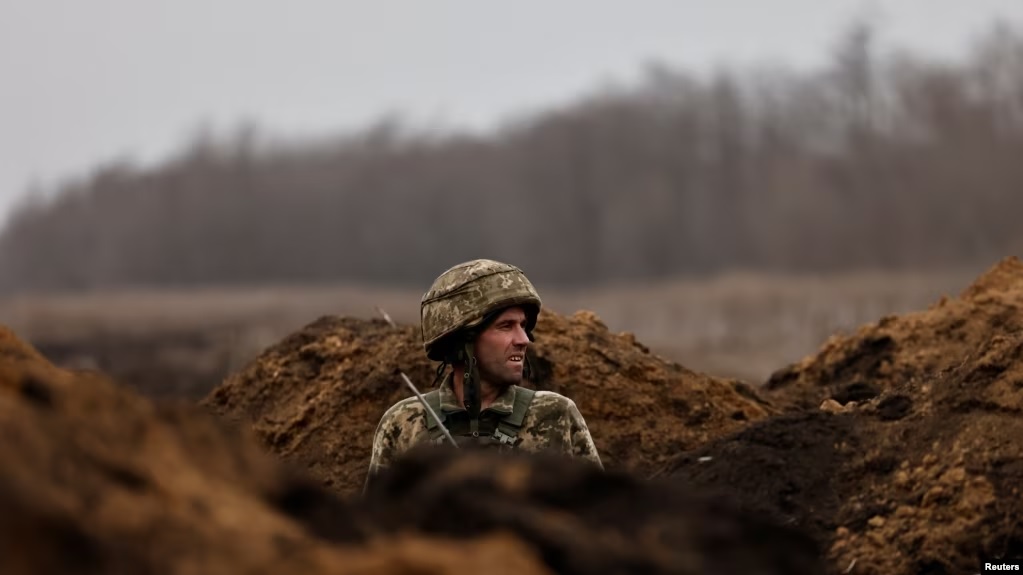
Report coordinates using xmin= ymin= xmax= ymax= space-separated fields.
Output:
xmin=1 ymin=1 xmax=1021 ymax=229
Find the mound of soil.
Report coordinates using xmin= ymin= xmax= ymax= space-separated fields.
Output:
xmin=2 ymin=324 xmax=823 ymax=575
xmin=825 ymin=330 xmax=1023 ymax=574
xmin=203 ymin=309 xmax=773 ymax=494
xmin=353 ymin=445 xmax=825 ymax=575
xmin=670 ymin=258 xmax=1023 ymax=574
xmin=670 ymin=412 xmax=861 ymax=544
xmin=764 ymin=257 xmax=1023 ymax=410
xmin=0 ymin=325 xmax=547 ymax=575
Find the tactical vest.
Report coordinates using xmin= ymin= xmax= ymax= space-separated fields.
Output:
xmin=422 ymin=386 xmax=537 ymax=448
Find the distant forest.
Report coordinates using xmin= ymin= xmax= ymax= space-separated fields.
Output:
xmin=2 ymin=23 xmax=1022 ymax=293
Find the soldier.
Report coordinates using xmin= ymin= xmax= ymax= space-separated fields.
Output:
xmin=365 ymin=259 xmax=602 ymax=489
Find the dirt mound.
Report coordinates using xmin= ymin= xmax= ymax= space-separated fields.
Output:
xmin=203 ymin=309 xmax=773 ymax=494
xmin=825 ymin=330 xmax=1023 ymax=574
xmin=2 ymin=324 xmax=824 ymax=575
xmin=670 ymin=412 xmax=860 ymax=544
xmin=352 ymin=445 xmax=825 ymax=575
xmin=0 ymin=325 xmax=548 ymax=575
xmin=765 ymin=257 xmax=1023 ymax=410
xmin=669 ymin=258 xmax=1023 ymax=574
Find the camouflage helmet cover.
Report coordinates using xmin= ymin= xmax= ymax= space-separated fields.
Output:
xmin=421 ymin=259 xmax=542 ymax=360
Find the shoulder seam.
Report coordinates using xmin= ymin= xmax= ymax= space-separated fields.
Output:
xmin=381 ymin=395 xmax=425 ymax=417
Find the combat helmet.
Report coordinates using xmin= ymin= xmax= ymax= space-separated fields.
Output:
xmin=421 ymin=259 xmax=542 ymax=361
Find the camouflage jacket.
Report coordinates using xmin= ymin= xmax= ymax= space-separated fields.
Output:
xmin=366 ymin=374 xmax=603 ymax=487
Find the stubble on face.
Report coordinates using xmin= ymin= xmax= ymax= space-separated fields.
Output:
xmin=474 ymin=307 xmax=529 ymax=389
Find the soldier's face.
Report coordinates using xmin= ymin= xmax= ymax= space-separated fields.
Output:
xmin=474 ymin=306 xmax=530 ymax=388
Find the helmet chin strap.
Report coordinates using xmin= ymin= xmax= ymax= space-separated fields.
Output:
xmin=462 ymin=340 xmax=481 ymax=437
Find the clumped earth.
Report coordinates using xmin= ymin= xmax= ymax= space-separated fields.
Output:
xmin=352 ymin=445 xmax=824 ymax=575
xmin=7 ymin=256 xmax=1023 ymax=574
xmin=206 ymin=257 xmax=1023 ymax=574
xmin=670 ymin=257 xmax=1023 ymax=574
xmin=0 ymin=326 xmax=820 ymax=575
xmin=764 ymin=256 xmax=1023 ymax=411
xmin=203 ymin=309 xmax=773 ymax=494
xmin=0 ymin=325 xmax=557 ymax=575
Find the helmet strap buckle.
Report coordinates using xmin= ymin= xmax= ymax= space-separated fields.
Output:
xmin=462 ymin=341 xmax=482 ymax=432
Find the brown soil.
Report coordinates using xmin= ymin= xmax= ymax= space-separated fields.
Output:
xmin=202 ymin=309 xmax=774 ymax=495
xmin=670 ymin=257 xmax=1023 ymax=574
xmin=352 ymin=445 xmax=825 ymax=575
xmin=0 ymin=325 xmax=550 ymax=575
xmin=0 ymin=324 xmax=823 ymax=575
xmin=10 ymin=256 xmax=1023 ymax=574
xmin=764 ymin=256 xmax=1023 ymax=410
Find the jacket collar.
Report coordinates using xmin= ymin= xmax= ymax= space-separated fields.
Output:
xmin=438 ymin=371 xmax=516 ymax=415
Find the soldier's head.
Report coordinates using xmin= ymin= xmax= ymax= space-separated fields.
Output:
xmin=420 ymin=259 xmax=541 ymax=386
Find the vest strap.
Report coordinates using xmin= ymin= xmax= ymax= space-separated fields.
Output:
xmin=423 ymin=386 xmax=537 ymax=444
xmin=424 ymin=389 xmax=444 ymax=430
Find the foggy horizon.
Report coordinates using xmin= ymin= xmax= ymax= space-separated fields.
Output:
xmin=3 ymin=1 xmax=1022 ymax=230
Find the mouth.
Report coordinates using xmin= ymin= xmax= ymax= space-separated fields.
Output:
xmin=507 ymin=355 xmax=524 ymax=364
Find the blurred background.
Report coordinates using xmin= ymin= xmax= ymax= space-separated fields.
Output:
xmin=1 ymin=1 xmax=1021 ymax=397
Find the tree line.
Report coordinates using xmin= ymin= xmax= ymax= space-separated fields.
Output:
xmin=2 ymin=22 xmax=1022 ymax=293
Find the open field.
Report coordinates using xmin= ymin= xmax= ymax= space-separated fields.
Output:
xmin=0 ymin=267 xmax=984 ymax=399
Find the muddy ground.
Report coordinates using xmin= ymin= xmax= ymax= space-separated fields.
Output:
xmin=207 ymin=257 xmax=1023 ymax=574
xmin=0 ymin=326 xmax=823 ymax=575
xmin=671 ymin=256 xmax=1023 ymax=573
xmin=2 ymin=258 xmax=1021 ymax=573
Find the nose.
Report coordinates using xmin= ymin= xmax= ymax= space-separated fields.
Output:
xmin=512 ymin=325 xmax=529 ymax=347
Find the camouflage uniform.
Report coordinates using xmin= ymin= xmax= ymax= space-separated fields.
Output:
xmin=365 ymin=259 xmax=603 ymax=488
xmin=367 ymin=373 xmax=603 ymax=480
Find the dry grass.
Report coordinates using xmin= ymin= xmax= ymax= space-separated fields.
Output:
xmin=0 ymin=267 xmax=983 ymax=387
